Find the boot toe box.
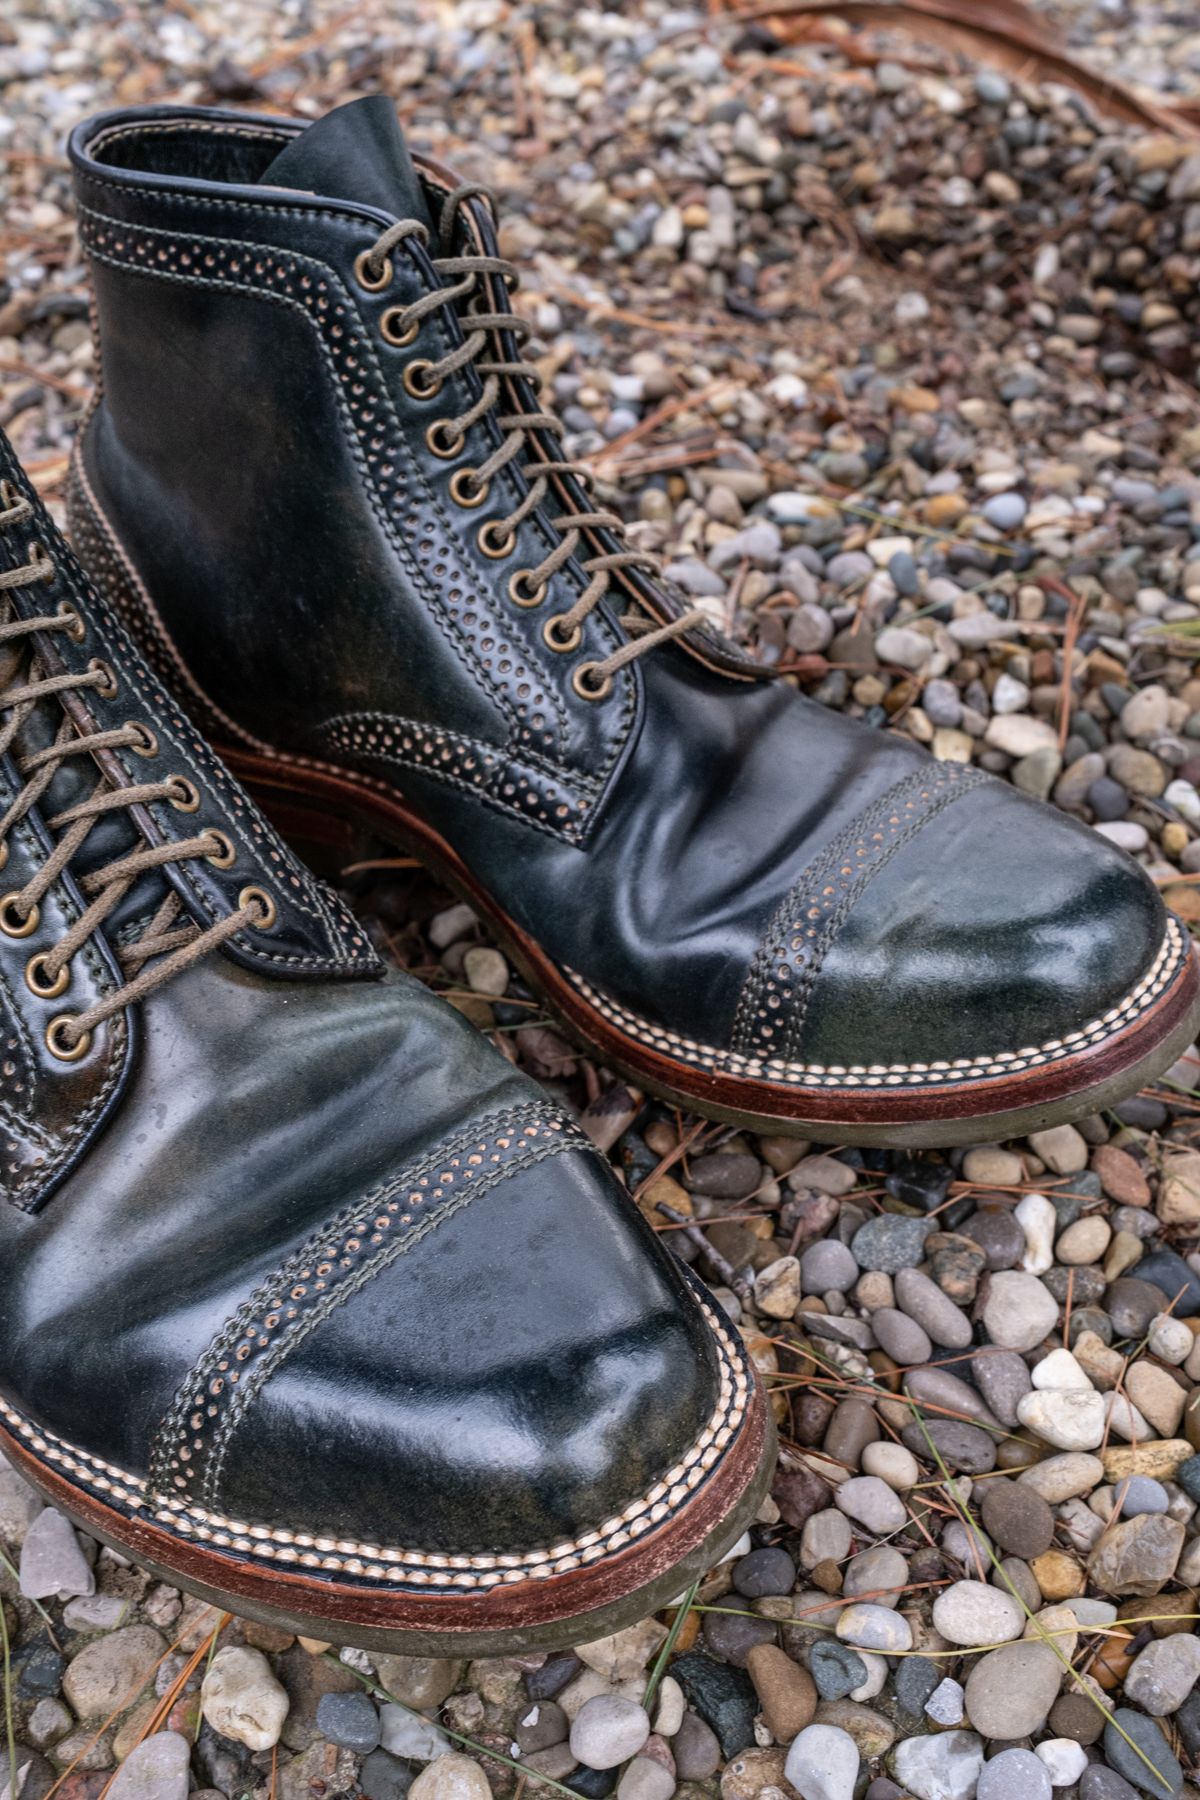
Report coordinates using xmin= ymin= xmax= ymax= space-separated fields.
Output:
xmin=793 ymin=773 xmax=1170 ymax=1070
xmin=200 ymin=1130 xmax=753 ymax=1573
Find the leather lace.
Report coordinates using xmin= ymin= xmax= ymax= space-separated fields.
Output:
xmin=360 ymin=187 xmax=707 ymax=699
xmin=0 ymin=482 xmax=271 ymax=1059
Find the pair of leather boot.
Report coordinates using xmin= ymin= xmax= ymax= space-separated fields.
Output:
xmin=0 ymin=94 xmax=1194 ymax=1655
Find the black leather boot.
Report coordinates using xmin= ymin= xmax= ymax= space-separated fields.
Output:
xmin=67 ymin=99 xmax=1200 ymax=1147
xmin=0 ymin=430 xmax=769 ymax=1653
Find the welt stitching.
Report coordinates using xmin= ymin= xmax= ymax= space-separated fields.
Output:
xmin=206 ymin=1132 xmax=578 ymax=1511
xmin=77 ymin=200 xmax=638 ymax=837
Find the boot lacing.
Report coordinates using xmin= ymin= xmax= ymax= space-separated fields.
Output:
xmin=357 ymin=186 xmax=708 ymax=702
xmin=0 ymin=480 xmax=274 ymax=1061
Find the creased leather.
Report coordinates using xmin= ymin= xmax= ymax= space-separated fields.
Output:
xmin=66 ymin=104 xmax=1173 ymax=1074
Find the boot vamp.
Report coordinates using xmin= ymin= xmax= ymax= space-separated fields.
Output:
xmin=438 ymin=651 xmax=1167 ymax=1069
xmin=0 ymin=958 xmax=722 ymax=1551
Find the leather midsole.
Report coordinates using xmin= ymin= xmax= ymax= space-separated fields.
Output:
xmin=219 ymin=743 xmax=1200 ymax=1128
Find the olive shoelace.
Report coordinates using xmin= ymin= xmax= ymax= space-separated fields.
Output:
xmin=356 ymin=185 xmax=708 ymax=700
xmin=0 ymin=481 xmax=274 ymax=1062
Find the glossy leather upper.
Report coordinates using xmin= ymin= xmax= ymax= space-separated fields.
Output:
xmin=67 ymin=101 xmax=1171 ymax=1071
xmin=0 ymin=430 xmax=730 ymax=1557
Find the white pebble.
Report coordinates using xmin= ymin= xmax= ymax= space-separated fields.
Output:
xmin=1035 ymin=1740 xmax=1089 ymax=1787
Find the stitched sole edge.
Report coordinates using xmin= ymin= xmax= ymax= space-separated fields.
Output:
xmin=216 ymin=747 xmax=1200 ymax=1146
xmin=0 ymin=1296 xmax=772 ymax=1653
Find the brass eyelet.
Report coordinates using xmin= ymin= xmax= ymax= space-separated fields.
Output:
xmin=403 ymin=360 xmax=443 ymax=400
xmin=0 ymin=895 xmax=38 ymax=939
xmin=28 ymin=542 xmax=53 ymax=577
xmin=204 ymin=830 xmax=236 ymax=869
xmin=238 ymin=885 xmax=278 ymax=930
xmin=478 ymin=521 xmax=516 ymax=560
xmin=426 ymin=420 xmax=465 ymax=459
xmin=127 ymin=722 xmax=158 ymax=757
xmin=449 ymin=468 xmax=489 ymax=510
xmin=509 ymin=570 xmax=548 ymax=609
xmin=572 ymin=662 xmax=615 ymax=702
xmin=381 ymin=307 xmax=419 ymax=348
xmin=354 ymin=248 xmax=392 ymax=292
xmin=543 ymin=615 xmax=582 ymax=654
xmin=26 ymin=952 xmax=68 ymax=1000
xmin=57 ymin=601 xmax=86 ymax=642
xmin=88 ymin=658 xmax=118 ymax=700
xmin=46 ymin=1015 xmax=91 ymax=1062
xmin=168 ymin=776 xmax=201 ymax=814
xmin=0 ymin=480 xmax=17 ymax=509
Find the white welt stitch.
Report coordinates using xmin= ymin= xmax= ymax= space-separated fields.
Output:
xmin=561 ymin=917 xmax=1188 ymax=1091
xmin=0 ymin=1298 xmax=750 ymax=1591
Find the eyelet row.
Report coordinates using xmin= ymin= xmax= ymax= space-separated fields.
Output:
xmin=353 ymin=240 xmax=615 ymax=704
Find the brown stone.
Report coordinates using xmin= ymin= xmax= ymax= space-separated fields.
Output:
xmin=746 ymin=1644 xmax=818 ymax=1741
xmin=1029 ymin=1549 xmax=1086 ymax=1601
xmin=1087 ymin=1514 xmax=1185 ymax=1596
xmin=1118 ymin=1590 xmax=1199 ymax=1637
xmin=1048 ymin=1691 xmax=1106 ymax=1744
xmin=1092 ymin=1144 xmax=1151 ymax=1207
xmin=772 ymin=1464 xmax=833 ymax=1529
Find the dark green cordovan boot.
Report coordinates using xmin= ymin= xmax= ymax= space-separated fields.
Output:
xmin=65 ymin=98 xmax=1200 ymax=1148
xmin=0 ymin=428 xmax=771 ymax=1655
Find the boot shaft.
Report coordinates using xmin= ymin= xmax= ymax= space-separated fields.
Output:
xmin=69 ymin=103 xmax=760 ymax=854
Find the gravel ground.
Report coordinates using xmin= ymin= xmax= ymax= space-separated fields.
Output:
xmin=7 ymin=3 xmax=1200 ymax=1800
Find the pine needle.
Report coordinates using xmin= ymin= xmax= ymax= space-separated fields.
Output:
xmin=644 ymin=1578 xmax=700 ymax=1712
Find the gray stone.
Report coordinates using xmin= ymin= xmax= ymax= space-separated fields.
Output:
xmin=963 ymin=1641 xmax=1062 ymax=1737
xmin=784 ymin=1723 xmax=860 ymax=1800
xmin=1080 ymin=1771 xmax=1142 ymax=1800
xmin=618 ymin=1756 xmax=675 ymax=1800
xmin=894 ymin=1268 xmax=973 ymax=1348
xmin=925 ymin=1678 xmax=965 ymax=1726
xmin=932 ymin=1581 xmax=1023 ymax=1647
xmin=107 ymin=1732 xmax=191 ymax=1800
xmin=63 ymin=1625 xmax=167 ymax=1722
xmin=361 ymin=1750 xmax=418 ymax=1800
xmin=894 ymin=1657 xmax=940 ymax=1719
xmin=514 ymin=1700 xmax=569 ymax=1754
xmin=890 ymin=1731 xmax=984 ymax=1800
xmin=801 ymin=1239 xmax=860 ymax=1295
xmin=835 ymin=1476 xmax=906 ymax=1534
xmin=570 ymin=1697 xmax=651 ymax=1771
xmin=872 ymin=1308 xmax=932 ymax=1365
xmin=851 ymin=1216 xmax=935 ymax=1273
xmin=983 ymin=493 xmax=1027 ymax=531
xmin=982 ymin=1272 xmax=1059 ymax=1351
xmin=1119 ymin=1476 xmax=1169 ymax=1517
xmin=978 ymin=1749 xmax=1053 ymax=1800
xmin=316 ymin=1690 xmax=382 ymax=1754
xmin=19 ymin=1509 xmax=94 ymax=1601
xmin=671 ymin=1712 xmax=721 ymax=1781
xmin=1123 ymin=1635 xmax=1200 ymax=1716
xmin=1102 ymin=1709 xmax=1183 ymax=1797
xmin=972 ymin=1349 xmax=1032 ymax=1425
xmin=811 ymin=1640 xmax=868 ymax=1701
xmin=379 ymin=1708 xmax=452 ymax=1761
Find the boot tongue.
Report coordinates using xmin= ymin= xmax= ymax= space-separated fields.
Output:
xmin=260 ymin=96 xmax=434 ymax=233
